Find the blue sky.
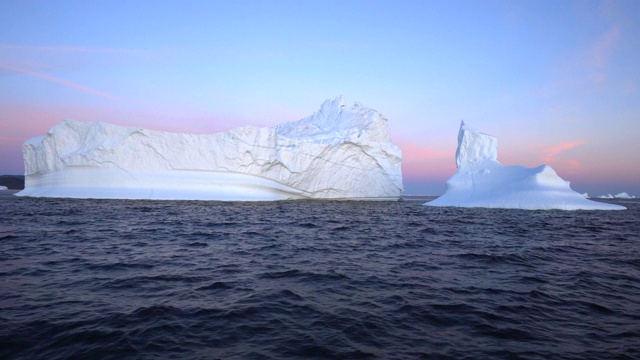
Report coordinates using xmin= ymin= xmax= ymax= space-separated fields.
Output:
xmin=1 ymin=0 xmax=639 ymax=195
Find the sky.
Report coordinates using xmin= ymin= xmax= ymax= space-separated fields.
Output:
xmin=1 ymin=0 xmax=639 ymax=196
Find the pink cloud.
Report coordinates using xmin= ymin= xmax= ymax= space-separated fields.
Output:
xmin=542 ymin=140 xmax=586 ymax=163
xmin=565 ymin=159 xmax=582 ymax=172
xmin=401 ymin=142 xmax=450 ymax=161
xmin=540 ymin=140 xmax=587 ymax=175
xmin=0 ymin=101 xmax=238 ymax=141
xmin=397 ymin=140 xmax=455 ymax=180
xmin=0 ymin=63 xmax=118 ymax=100
xmin=0 ymin=103 xmax=241 ymax=174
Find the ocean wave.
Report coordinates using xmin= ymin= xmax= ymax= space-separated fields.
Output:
xmin=1 ymin=193 xmax=638 ymax=359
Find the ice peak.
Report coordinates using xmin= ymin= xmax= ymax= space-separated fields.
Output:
xmin=319 ymin=96 xmax=347 ymax=113
xmin=455 ymin=121 xmax=498 ymax=169
xmin=275 ymin=96 xmax=391 ymax=144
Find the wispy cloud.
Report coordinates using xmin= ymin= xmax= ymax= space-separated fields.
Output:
xmin=0 ymin=43 xmax=143 ymax=100
xmin=0 ymin=43 xmax=140 ymax=55
xmin=584 ymin=25 xmax=621 ymax=85
xmin=541 ymin=140 xmax=586 ymax=173
xmin=0 ymin=63 xmax=118 ymax=100
xmin=588 ymin=25 xmax=620 ymax=67
xmin=538 ymin=22 xmax=626 ymax=98
xmin=0 ymin=43 xmax=144 ymax=73
xmin=543 ymin=140 xmax=586 ymax=163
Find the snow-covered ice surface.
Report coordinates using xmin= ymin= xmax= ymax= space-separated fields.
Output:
xmin=16 ymin=97 xmax=403 ymax=201
xmin=425 ymin=122 xmax=625 ymax=210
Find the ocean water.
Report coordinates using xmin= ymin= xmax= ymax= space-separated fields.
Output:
xmin=1 ymin=191 xmax=639 ymax=359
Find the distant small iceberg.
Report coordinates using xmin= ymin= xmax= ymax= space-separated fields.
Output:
xmin=599 ymin=192 xmax=635 ymax=199
xmin=0 ymin=185 xmax=8 ymax=190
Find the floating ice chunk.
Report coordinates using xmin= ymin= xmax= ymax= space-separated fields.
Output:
xmin=17 ymin=97 xmax=403 ymax=201
xmin=425 ymin=121 xmax=625 ymax=210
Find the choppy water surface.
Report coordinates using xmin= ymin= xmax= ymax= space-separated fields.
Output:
xmin=1 ymin=192 xmax=639 ymax=359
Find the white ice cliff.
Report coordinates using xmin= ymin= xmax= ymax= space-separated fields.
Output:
xmin=425 ymin=121 xmax=625 ymax=210
xmin=16 ymin=97 xmax=403 ymax=200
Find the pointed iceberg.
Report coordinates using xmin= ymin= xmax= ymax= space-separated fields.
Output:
xmin=425 ymin=122 xmax=625 ymax=210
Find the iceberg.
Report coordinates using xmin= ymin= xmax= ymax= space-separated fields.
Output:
xmin=425 ymin=121 xmax=625 ymax=210
xmin=0 ymin=186 xmax=7 ymax=190
xmin=600 ymin=192 xmax=635 ymax=199
xmin=16 ymin=97 xmax=403 ymax=201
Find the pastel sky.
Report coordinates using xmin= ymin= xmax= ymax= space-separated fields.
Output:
xmin=1 ymin=0 xmax=639 ymax=196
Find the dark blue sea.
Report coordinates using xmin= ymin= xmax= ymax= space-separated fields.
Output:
xmin=1 ymin=191 xmax=639 ymax=359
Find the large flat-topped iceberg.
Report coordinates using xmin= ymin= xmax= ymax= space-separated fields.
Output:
xmin=17 ymin=97 xmax=403 ymax=201
xmin=425 ymin=121 xmax=625 ymax=210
